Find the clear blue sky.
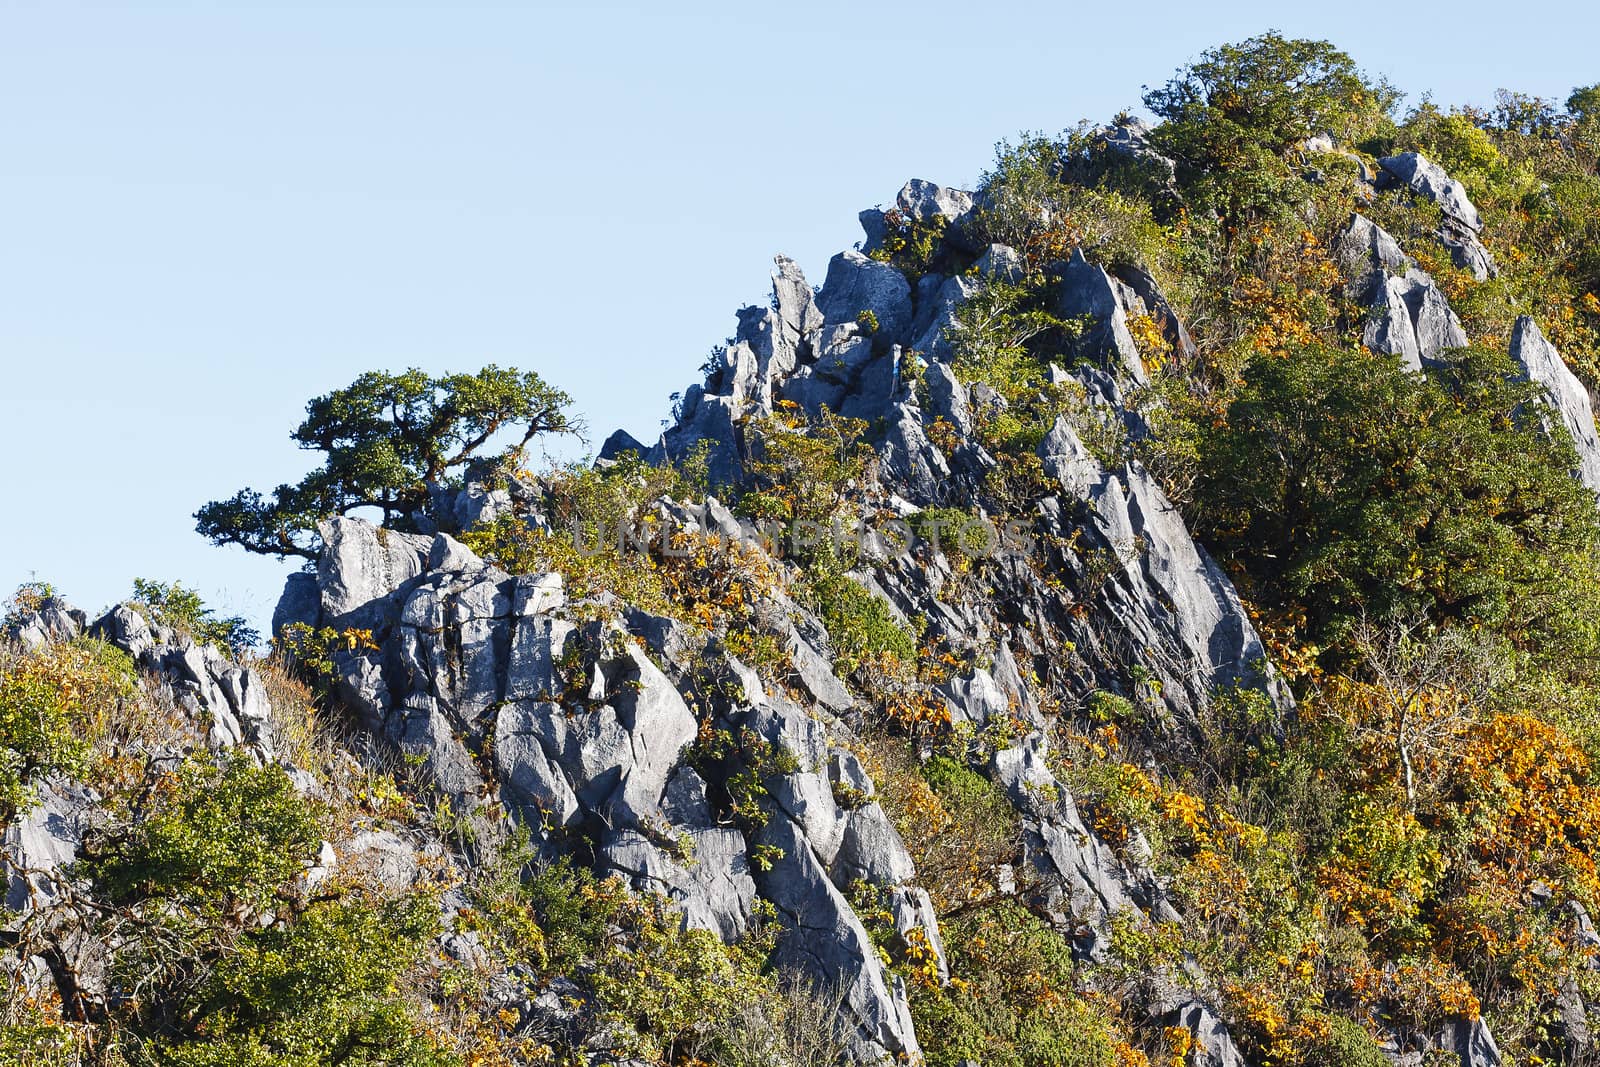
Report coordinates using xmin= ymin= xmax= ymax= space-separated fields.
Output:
xmin=3 ymin=0 xmax=1596 ymax=636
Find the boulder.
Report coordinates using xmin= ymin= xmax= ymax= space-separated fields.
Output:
xmin=974 ymin=243 xmax=1026 ymax=283
xmin=993 ymin=733 xmax=1132 ymax=959
xmin=90 ymin=603 xmax=154 ymax=660
xmin=5 ymin=597 xmax=86 ymax=651
xmin=924 ymin=360 xmax=972 ymax=436
xmin=832 ymin=803 xmax=917 ymax=889
xmin=1114 ymin=263 xmax=1197 ymax=364
xmin=599 ymin=820 xmax=756 ymax=941
xmin=1340 ymin=217 xmax=1468 ymax=370
xmin=271 ymin=571 xmax=322 ymax=637
xmin=888 ymin=886 xmax=950 ymax=984
xmin=817 ymin=250 xmax=913 ymax=342
xmin=1338 ymin=212 xmax=1410 ymax=278
xmin=317 ymin=516 xmax=433 ymax=630
xmin=754 ymin=813 xmax=921 ymax=1062
xmin=910 ymin=273 xmax=980 ymax=363
xmin=895 ymin=178 xmax=977 ymax=226
xmin=1378 ymin=151 xmax=1484 ymax=234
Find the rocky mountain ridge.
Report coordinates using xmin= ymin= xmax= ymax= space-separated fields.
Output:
xmin=9 ymin=57 xmax=1600 ymax=1066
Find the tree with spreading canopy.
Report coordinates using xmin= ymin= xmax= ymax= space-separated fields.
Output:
xmin=1195 ymin=343 xmax=1600 ymax=650
xmin=1143 ymin=32 xmax=1398 ymax=228
xmin=195 ymin=366 xmax=573 ymax=560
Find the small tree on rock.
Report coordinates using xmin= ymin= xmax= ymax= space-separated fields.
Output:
xmin=196 ymin=366 xmax=573 ymax=559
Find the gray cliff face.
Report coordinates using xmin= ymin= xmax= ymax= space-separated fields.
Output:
xmin=280 ymin=517 xmax=929 ymax=1061
xmin=1338 ymin=213 xmax=1469 ymax=371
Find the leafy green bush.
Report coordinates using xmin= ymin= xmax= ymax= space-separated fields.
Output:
xmin=1 ymin=579 xmax=58 ymax=629
xmin=804 ymin=570 xmax=915 ymax=677
xmin=1296 ymin=1013 xmax=1392 ymax=1067
xmin=867 ymin=209 xmax=951 ymax=284
xmin=91 ymin=752 xmax=322 ymax=913
xmin=462 ymin=460 xmax=677 ymax=613
xmin=0 ymin=637 xmax=134 ymax=820
xmin=131 ymin=578 xmax=260 ymax=657
xmin=976 ymin=134 xmax=1178 ymax=273
xmin=912 ymin=902 xmax=1117 ymax=1067
xmin=477 ymin=854 xmax=811 ymax=1064
xmin=156 ymin=895 xmax=451 ymax=1067
xmin=1195 ymin=343 xmax=1600 ymax=649
xmin=740 ymin=407 xmax=873 ymax=534
xmin=1144 ymin=33 xmax=1398 ymax=229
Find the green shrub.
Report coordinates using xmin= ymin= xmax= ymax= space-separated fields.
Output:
xmin=1084 ymin=690 xmax=1137 ymax=724
xmin=1 ymin=579 xmax=58 ymax=629
xmin=91 ymin=752 xmax=322 ymax=913
xmin=0 ymin=638 xmax=134 ymax=820
xmin=912 ymin=902 xmax=1116 ymax=1067
xmin=1195 ymin=343 xmax=1600 ymax=650
xmin=976 ymin=134 xmax=1178 ymax=273
xmin=1296 ymin=1013 xmax=1391 ymax=1067
xmin=131 ymin=578 xmax=260 ymax=657
xmin=804 ymin=570 xmax=916 ymax=677
xmin=155 ymin=895 xmax=451 ymax=1067
xmin=498 ymin=856 xmax=799 ymax=1064
xmin=740 ymin=408 xmax=873 ymax=535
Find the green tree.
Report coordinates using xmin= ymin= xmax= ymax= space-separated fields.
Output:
xmin=1196 ymin=344 xmax=1600 ymax=648
xmin=1144 ymin=33 xmax=1397 ymax=227
xmin=157 ymin=895 xmax=452 ymax=1067
xmin=90 ymin=752 xmax=322 ymax=914
xmin=196 ymin=366 xmax=572 ymax=559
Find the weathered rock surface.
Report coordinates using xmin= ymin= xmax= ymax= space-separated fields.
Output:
xmin=993 ymin=732 xmax=1134 ymax=959
xmin=1059 ymin=248 xmax=1149 ymax=384
xmin=1377 ymin=152 xmax=1496 ymax=281
xmin=1037 ymin=417 xmax=1291 ymax=728
xmin=2 ymin=780 xmax=96 ymax=914
xmin=1338 ymin=215 xmax=1468 ymax=369
xmin=1509 ymin=315 xmax=1600 ymax=496
xmin=818 ymin=250 xmax=914 ymax=342
xmin=4 ymin=596 xmax=87 ymax=651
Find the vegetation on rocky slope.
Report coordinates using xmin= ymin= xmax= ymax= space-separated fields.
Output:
xmin=8 ymin=30 xmax=1600 ymax=1067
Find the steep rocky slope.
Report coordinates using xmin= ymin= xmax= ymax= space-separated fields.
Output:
xmin=10 ymin=34 xmax=1600 ymax=1067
